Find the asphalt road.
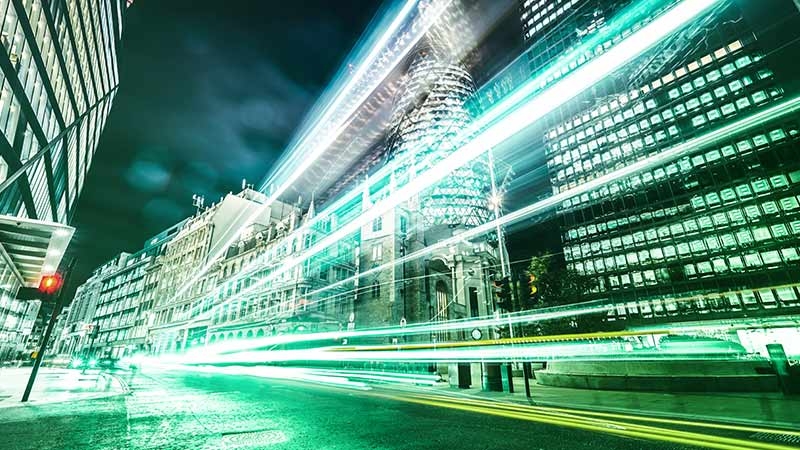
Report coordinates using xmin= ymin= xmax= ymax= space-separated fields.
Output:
xmin=0 ymin=367 xmax=784 ymax=450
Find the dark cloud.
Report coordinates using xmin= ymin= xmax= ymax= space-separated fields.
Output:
xmin=66 ymin=0 xmax=380 ymax=295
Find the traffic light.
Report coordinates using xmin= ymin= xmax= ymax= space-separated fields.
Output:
xmin=38 ymin=273 xmax=63 ymax=295
xmin=493 ymin=276 xmax=513 ymax=312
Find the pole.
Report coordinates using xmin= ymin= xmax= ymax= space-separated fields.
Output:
xmin=21 ymin=258 xmax=75 ymax=402
xmin=487 ymin=148 xmax=513 ymax=339
xmin=523 ymin=362 xmax=532 ymax=399
xmin=21 ymin=295 xmax=63 ymax=402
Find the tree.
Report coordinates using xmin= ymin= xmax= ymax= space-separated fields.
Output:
xmin=525 ymin=254 xmax=596 ymax=307
xmin=522 ymin=254 xmax=607 ymax=334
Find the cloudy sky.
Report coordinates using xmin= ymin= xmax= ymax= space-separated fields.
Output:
xmin=66 ymin=0 xmax=381 ymax=291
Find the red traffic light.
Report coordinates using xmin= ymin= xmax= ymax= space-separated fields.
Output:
xmin=38 ymin=273 xmax=63 ymax=295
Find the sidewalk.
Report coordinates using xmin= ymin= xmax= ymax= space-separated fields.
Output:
xmin=0 ymin=367 xmax=126 ymax=408
xmin=435 ymin=375 xmax=800 ymax=430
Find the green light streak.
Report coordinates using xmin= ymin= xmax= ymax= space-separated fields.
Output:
xmin=186 ymin=0 xmax=721 ymax=329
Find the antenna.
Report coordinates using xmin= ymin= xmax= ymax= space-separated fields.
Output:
xmin=192 ymin=194 xmax=205 ymax=213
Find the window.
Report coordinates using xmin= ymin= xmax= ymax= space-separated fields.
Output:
xmin=371 ymin=281 xmax=381 ymax=299
xmin=372 ymin=216 xmax=383 ymax=232
xmin=753 ymin=227 xmax=771 ymax=241
xmin=371 ymin=244 xmax=382 ymax=261
xmin=780 ymin=197 xmax=799 ymax=211
xmin=762 ymin=250 xmax=782 ymax=265
xmin=744 ymin=252 xmax=763 ymax=267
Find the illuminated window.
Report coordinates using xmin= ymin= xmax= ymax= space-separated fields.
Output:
xmin=768 ymin=129 xmax=786 ymax=142
xmin=734 ymin=55 xmax=752 ymax=69
xmin=744 ymin=205 xmax=761 ymax=220
xmin=771 ymin=224 xmax=789 ymax=239
xmin=782 ymin=248 xmax=800 ymax=261
xmin=721 ymin=63 xmax=735 ymax=76
xmin=752 ymin=91 xmax=768 ymax=104
xmin=753 ymin=227 xmax=771 ymax=241
xmin=735 ymin=184 xmax=753 ymax=199
xmin=720 ymin=233 xmax=737 ymax=248
xmin=744 ymin=252 xmax=763 ymax=267
xmin=735 ymin=97 xmax=751 ymax=110
xmin=780 ymin=196 xmax=799 ymax=211
xmin=721 ymin=103 xmax=736 ymax=115
xmin=736 ymin=229 xmax=754 ymax=245
xmin=712 ymin=212 xmax=729 ymax=226
xmin=729 ymin=256 xmax=744 ymax=270
xmin=762 ymin=201 xmax=779 ymax=215
xmin=728 ymin=209 xmax=746 ymax=224
xmin=751 ymin=178 xmax=770 ymax=194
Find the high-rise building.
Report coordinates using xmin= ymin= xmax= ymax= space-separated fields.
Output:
xmin=353 ymin=1 xmax=502 ymax=336
xmin=521 ymin=0 xmax=800 ymax=324
xmin=0 ymin=0 xmax=127 ymax=360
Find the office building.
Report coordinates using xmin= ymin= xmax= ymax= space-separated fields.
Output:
xmin=0 ymin=0 xmax=127 ymax=360
xmin=522 ymin=0 xmax=800 ymax=323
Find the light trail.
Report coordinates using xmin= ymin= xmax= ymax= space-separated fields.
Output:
xmin=298 ymin=92 xmax=800 ymax=309
xmin=190 ymin=300 xmax=619 ymax=357
xmin=186 ymin=0 xmax=721 ymax=327
xmin=329 ymin=329 xmax=674 ymax=352
xmin=173 ymin=336 xmax=745 ymax=366
xmin=165 ymin=0 xmax=450 ymax=306
xmin=413 ymin=393 xmax=800 ymax=438
xmin=388 ymin=393 xmax=800 ymax=450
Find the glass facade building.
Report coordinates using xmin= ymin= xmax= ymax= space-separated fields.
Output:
xmin=0 ymin=0 xmax=126 ymax=360
xmin=521 ymin=0 xmax=800 ymax=323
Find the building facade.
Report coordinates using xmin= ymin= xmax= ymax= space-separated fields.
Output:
xmin=521 ymin=0 xmax=800 ymax=324
xmin=0 ymin=0 xmax=127 ymax=360
xmin=51 ymin=268 xmax=101 ymax=356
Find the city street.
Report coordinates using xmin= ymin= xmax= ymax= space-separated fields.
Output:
xmin=0 ymin=366 xmax=796 ymax=450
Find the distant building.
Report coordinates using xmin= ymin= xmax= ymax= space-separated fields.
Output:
xmin=147 ymin=189 xmax=297 ymax=353
xmin=52 ymin=269 xmax=102 ymax=356
xmin=0 ymin=0 xmax=128 ymax=361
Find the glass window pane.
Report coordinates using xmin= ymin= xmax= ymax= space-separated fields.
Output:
xmin=753 ymin=227 xmax=771 ymax=241
xmin=771 ymin=224 xmax=789 ymax=238
xmin=781 ymin=197 xmax=799 ymax=211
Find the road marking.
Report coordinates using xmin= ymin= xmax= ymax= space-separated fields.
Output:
xmin=368 ymin=390 xmax=800 ymax=450
xmin=408 ymin=390 xmax=800 ymax=437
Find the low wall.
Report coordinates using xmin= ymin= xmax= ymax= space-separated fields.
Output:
xmin=534 ymin=359 xmax=780 ymax=392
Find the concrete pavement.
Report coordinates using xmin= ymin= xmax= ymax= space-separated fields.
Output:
xmin=0 ymin=367 xmax=125 ymax=408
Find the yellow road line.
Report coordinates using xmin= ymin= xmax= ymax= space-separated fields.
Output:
xmin=370 ymin=391 xmax=799 ymax=450
xmin=409 ymin=391 xmax=800 ymax=437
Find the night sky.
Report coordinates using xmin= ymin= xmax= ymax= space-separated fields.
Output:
xmin=65 ymin=1 xmax=381 ymax=294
